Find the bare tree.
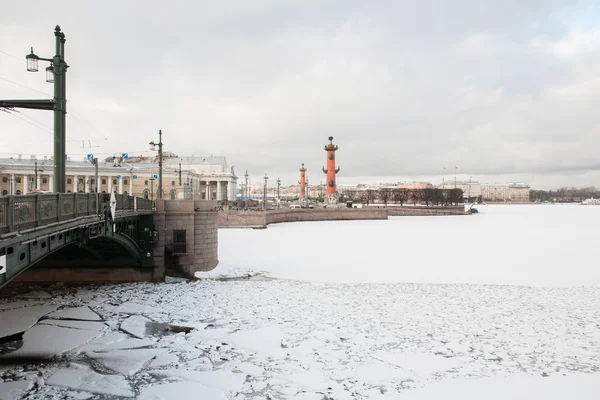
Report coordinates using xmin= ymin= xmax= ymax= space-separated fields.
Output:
xmin=361 ymin=189 xmax=378 ymax=206
xmin=378 ymin=188 xmax=393 ymax=206
xmin=343 ymin=189 xmax=358 ymax=202
xmin=410 ymin=189 xmax=422 ymax=205
xmin=392 ymin=188 xmax=409 ymax=206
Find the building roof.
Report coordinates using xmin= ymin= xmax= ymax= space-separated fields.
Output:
xmin=0 ymin=157 xmax=127 ymax=171
xmin=164 ymin=156 xmax=227 ymax=166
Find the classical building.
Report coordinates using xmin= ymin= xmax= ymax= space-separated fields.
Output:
xmin=481 ymin=182 xmax=530 ymax=202
xmin=438 ymin=180 xmax=481 ymax=198
xmin=0 ymin=155 xmax=237 ymax=202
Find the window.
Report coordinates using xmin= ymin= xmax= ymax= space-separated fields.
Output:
xmin=113 ymin=179 xmax=117 ymax=185
xmin=123 ymin=191 xmax=128 ymax=196
xmin=2 ymin=177 xmax=6 ymax=183
xmin=144 ymin=180 xmax=149 ymax=185
xmin=102 ymin=179 xmax=107 ymax=185
xmin=170 ymin=190 xmax=176 ymax=199
xmin=78 ymin=179 xmax=84 ymax=184
xmin=124 ymin=179 xmax=128 ymax=185
xmin=15 ymin=177 xmax=21 ymax=183
xmin=173 ymin=230 xmax=186 ymax=254
xmin=16 ymin=190 xmax=21 ymax=195
xmin=29 ymin=177 xmax=34 ymax=182
xmin=143 ymin=190 xmax=149 ymax=199
xmin=67 ymin=178 xmax=72 ymax=184
xmin=172 ymin=181 xmax=176 ymax=186
xmin=91 ymin=179 xmax=95 ymax=184
xmin=2 ymin=190 xmax=7 ymax=196
xmin=42 ymin=178 xmax=48 ymax=184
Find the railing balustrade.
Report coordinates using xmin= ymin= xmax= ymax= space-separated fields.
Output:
xmin=0 ymin=193 xmax=154 ymax=234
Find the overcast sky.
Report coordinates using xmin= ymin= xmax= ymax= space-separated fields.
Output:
xmin=1 ymin=1 xmax=599 ymax=189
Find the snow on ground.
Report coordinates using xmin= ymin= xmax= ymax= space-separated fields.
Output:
xmin=217 ymin=204 xmax=600 ymax=286
xmin=0 ymin=205 xmax=598 ymax=398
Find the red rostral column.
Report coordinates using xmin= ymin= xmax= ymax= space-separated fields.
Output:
xmin=299 ymin=163 xmax=307 ymax=203
xmin=322 ymin=136 xmax=340 ymax=204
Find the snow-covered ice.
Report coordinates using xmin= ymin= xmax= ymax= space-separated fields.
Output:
xmin=120 ymin=314 xmax=151 ymax=338
xmin=0 ymin=205 xmax=598 ymax=398
xmin=0 ymin=305 xmax=58 ymax=339
xmin=47 ymin=363 xmax=133 ymax=397
xmin=218 ymin=204 xmax=600 ymax=286
xmin=38 ymin=319 xmax=105 ymax=331
xmin=399 ymin=373 xmax=600 ymax=400
xmin=0 ymin=380 xmax=34 ymax=400
xmin=0 ymin=324 xmax=100 ymax=361
xmin=138 ymin=381 xmax=228 ymax=400
xmin=46 ymin=306 xmax=102 ymax=321
xmin=86 ymin=348 xmax=165 ymax=376
xmin=77 ymin=331 xmax=155 ymax=352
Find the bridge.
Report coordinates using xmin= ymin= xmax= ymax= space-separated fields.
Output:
xmin=0 ymin=193 xmax=157 ymax=289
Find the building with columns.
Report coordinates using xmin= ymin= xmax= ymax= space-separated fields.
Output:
xmin=0 ymin=155 xmax=237 ymax=202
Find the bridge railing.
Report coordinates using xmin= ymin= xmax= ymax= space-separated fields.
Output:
xmin=135 ymin=197 xmax=154 ymax=211
xmin=0 ymin=193 xmax=154 ymax=235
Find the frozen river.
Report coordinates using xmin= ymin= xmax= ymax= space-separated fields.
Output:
xmin=218 ymin=204 xmax=600 ymax=286
xmin=0 ymin=204 xmax=599 ymax=399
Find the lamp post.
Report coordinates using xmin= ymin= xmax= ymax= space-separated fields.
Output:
xmin=454 ymin=166 xmax=458 ymax=189
xmin=0 ymin=26 xmax=68 ymax=193
xmin=468 ymin=176 xmax=472 ymax=201
xmin=149 ymin=130 xmax=163 ymax=199
xmin=306 ymin=177 xmax=309 ymax=206
xmin=244 ymin=170 xmax=249 ymax=210
xmin=263 ymin=173 xmax=268 ymax=211
xmin=149 ymin=177 xmax=155 ymax=201
xmin=276 ymin=177 xmax=281 ymax=207
xmin=34 ymin=161 xmax=44 ymax=190
xmin=442 ymin=166 xmax=446 ymax=189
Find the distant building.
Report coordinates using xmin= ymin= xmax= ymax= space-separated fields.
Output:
xmin=0 ymin=154 xmax=237 ymax=202
xmin=438 ymin=180 xmax=481 ymax=198
xmin=481 ymin=182 xmax=530 ymax=202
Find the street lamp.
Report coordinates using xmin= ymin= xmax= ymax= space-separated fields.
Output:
xmin=149 ymin=130 xmax=163 ymax=199
xmin=244 ymin=170 xmax=249 ymax=210
xmin=454 ymin=166 xmax=458 ymax=189
xmin=277 ymin=177 xmax=281 ymax=206
xmin=1 ymin=26 xmax=69 ymax=193
xmin=442 ymin=166 xmax=446 ymax=189
xmin=263 ymin=173 xmax=269 ymax=211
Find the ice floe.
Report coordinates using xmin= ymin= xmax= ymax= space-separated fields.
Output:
xmin=46 ymin=306 xmax=102 ymax=321
xmin=138 ymin=381 xmax=228 ymax=400
xmin=85 ymin=348 xmax=165 ymax=376
xmin=120 ymin=314 xmax=151 ymax=338
xmin=0 ymin=380 xmax=34 ymax=400
xmin=0 ymin=304 xmax=59 ymax=339
xmin=47 ymin=363 xmax=133 ymax=397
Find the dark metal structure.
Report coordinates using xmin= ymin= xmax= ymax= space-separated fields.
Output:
xmin=0 ymin=193 xmax=156 ymax=288
xmin=0 ymin=26 xmax=68 ymax=193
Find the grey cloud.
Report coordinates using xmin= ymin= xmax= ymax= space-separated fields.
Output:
xmin=1 ymin=1 xmax=599 ymax=190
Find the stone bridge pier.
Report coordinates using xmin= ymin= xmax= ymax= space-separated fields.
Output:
xmin=153 ymin=199 xmax=219 ymax=279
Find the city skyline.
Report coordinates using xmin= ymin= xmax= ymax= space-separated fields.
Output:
xmin=1 ymin=1 xmax=599 ymax=190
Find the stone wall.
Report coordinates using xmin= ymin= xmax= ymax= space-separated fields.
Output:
xmin=154 ymin=199 xmax=219 ymax=279
xmin=266 ymin=208 xmax=388 ymax=224
xmin=7 ymin=267 xmax=160 ymax=287
xmin=384 ymin=206 xmax=467 ymax=216
xmin=217 ymin=206 xmax=468 ymax=228
xmin=218 ymin=210 xmax=267 ymax=228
